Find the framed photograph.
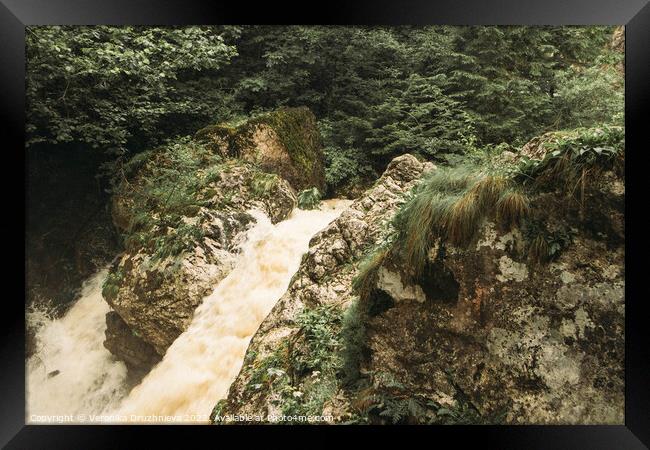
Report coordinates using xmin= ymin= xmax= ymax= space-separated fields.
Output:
xmin=4 ymin=0 xmax=649 ymax=447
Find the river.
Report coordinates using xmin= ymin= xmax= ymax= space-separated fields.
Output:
xmin=26 ymin=199 xmax=350 ymax=423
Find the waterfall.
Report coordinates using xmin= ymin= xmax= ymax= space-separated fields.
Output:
xmin=26 ymin=199 xmax=350 ymax=423
xmin=26 ymin=268 xmax=130 ymax=421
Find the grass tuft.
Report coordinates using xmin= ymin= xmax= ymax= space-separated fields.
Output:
xmin=496 ymin=189 xmax=530 ymax=228
xmin=527 ymin=234 xmax=549 ymax=265
xmin=446 ymin=189 xmax=482 ymax=246
xmin=390 ymin=165 xmax=517 ymax=276
xmin=353 ymin=246 xmax=391 ymax=301
xmin=469 ymin=175 xmax=509 ymax=207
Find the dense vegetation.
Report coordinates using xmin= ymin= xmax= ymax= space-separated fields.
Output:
xmin=26 ymin=25 xmax=623 ymax=309
xmin=27 ymin=25 xmax=622 ymax=195
xmin=26 ymin=25 xmax=625 ymax=423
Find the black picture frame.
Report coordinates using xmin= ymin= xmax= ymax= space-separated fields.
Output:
xmin=3 ymin=1 xmax=649 ymax=448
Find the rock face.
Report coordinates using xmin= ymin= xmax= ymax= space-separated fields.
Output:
xmin=364 ymin=208 xmax=624 ymax=424
xmin=104 ymin=148 xmax=298 ymax=371
xmin=195 ymin=107 xmax=326 ymax=192
xmin=217 ymin=154 xmax=434 ymax=420
xmin=103 ymin=311 xmax=161 ymax=378
xmin=218 ymin=145 xmax=624 ymax=424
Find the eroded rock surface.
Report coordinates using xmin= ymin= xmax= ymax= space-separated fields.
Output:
xmin=365 ymin=218 xmax=623 ymax=424
xmin=218 ymin=154 xmax=434 ymax=419
xmin=218 ymin=145 xmax=624 ymax=424
xmin=103 ymin=311 xmax=161 ymax=379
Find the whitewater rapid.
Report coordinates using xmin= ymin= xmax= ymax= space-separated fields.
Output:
xmin=26 ymin=268 xmax=130 ymax=421
xmin=26 ymin=199 xmax=350 ymax=423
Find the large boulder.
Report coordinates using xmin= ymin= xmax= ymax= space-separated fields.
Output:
xmin=104 ymin=139 xmax=297 ymax=371
xmin=103 ymin=311 xmax=162 ymax=380
xmin=352 ymin=139 xmax=624 ymax=424
xmin=362 ymin=197 xmax=624 ymax=424
xmin=195 ymin=107 xmax=326 ymax=192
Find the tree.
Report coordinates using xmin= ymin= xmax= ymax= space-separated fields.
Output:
xmin=26 ymin=26 xmax=239 ymax=155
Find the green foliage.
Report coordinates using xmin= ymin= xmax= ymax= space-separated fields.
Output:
xmin=363 ymin=74 xmax=475 ymax=162
xmin=240 ymin=304 xmax=347 ymax=421
xmin=293 ymin=305 xmax=343 ymax=376
xmin=101 ymin=268 xmax=124 ymax=301
xmin=151 ymin=221 xmax=206 ymax=261
xmin=553 ymin=46 xmax=624 ymax=128
xmin=114 ymin=137 xmax=223 ymax=261
xmin=245 ymin=345 xmax=289 ymax=391
xmin=340 ymin=299 xmax=367 ymax=387
xmin=297 ymin=187 xmax=322 ymax=210
xmin=514 ymin=126 xmax=625 ymax=200
xmin=28 ymin=25 xmax=622 ymax=196
xmin=352 ymin=245 xmax=391 ymax=301
xmin=26 ymin=26 xmax=239 ymax=154
xmin=347 ymin=370 xmax=504 ymax=425
xmin=441 ymin=26 xmax=618 ymax=145
xmin=322 ymin=145 xmax=372 ymax=194
xmin=209 ymin=399 xmax=228 ymax=423
xmin=523 ymin=220 xmax=575 ymax=264
xmin=229 ymin=26 xmax=622 ymax=192
xmin=248 ymin=172 xmax=280 ymax=198
xmin=280 ymin=304 xmax=351 ymax=419
xmin=365 ymin=373 xmax=426 ymax=424
xmin=319 ymin=120 xmax=374 ymax=192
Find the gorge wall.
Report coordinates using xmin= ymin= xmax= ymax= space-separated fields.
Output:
xmin=214 ymin=127 xmax=625 ymax=425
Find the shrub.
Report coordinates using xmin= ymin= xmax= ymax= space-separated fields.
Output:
xmin=297 ymin=187 xmax=322 ymax=210
xmin=112 ymin=137 xmax=222 ymax=261
xmin=352 ymin=246 xmax=391 ymax=301
xmin=249 ymin=172 xmax=280 ymax=198
xmin=523 ymin=220 xmax=575 ymax=264
xmin=293 ymin=305 xmax=342 ymax=375
xmin=101 ymin=269 xmax=124 ymax=301
xmin=515 ymin=126 xmax=624 ymax=198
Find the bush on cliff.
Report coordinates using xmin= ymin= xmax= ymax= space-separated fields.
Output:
xmin=297 ymin=188 xmax=322 ymax=210
xmin=354 ymin=125 xmax=624 ymax=288
xmin=111 ymin=137 xmax=222 ymax=260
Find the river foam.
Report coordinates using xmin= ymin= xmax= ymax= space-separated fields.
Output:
xmin=26 ymin=199 xmax=350 ymax=423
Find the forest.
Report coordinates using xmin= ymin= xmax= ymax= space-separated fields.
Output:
xmin=26 ymin=26 xmax=623 ymax=183
xmin=26 ymin=25 xmax=625 ymax=425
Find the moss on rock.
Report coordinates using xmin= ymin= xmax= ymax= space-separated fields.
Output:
xmin=198 ymin=107 xmax=326 ymax=192
xmin=243 ymin=107 xmax=325 ymax=191
xmin=194 ymin=124 xmax=237 ymax=157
